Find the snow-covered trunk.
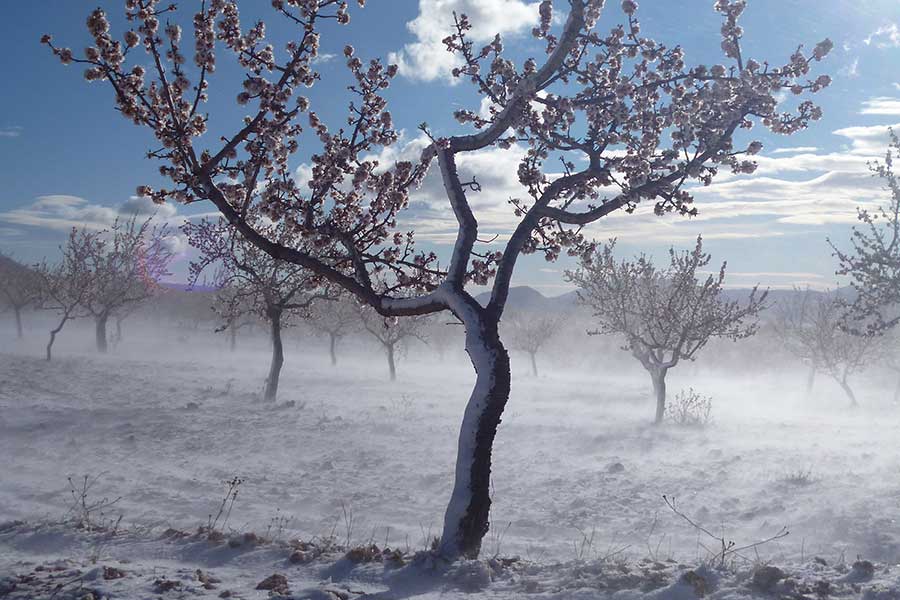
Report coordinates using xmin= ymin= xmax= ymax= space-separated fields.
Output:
xmin=95 ymin=313 xmax=109 ymax=353
xmin=386 ymin=342 xmax=397 ymax=381
xmin=329 ymin=333 xmax=337 ymax=366
xmin=438 ymin=309 xmax=511 ymax=560
xmin=529 ymin=351 xmax=538 ymax=377
xmin=263 ymin=309 xmax=284 ymax=402
xmin=14 ymin=306 xmax=23 ymax=339
xmin=805 ymin=366 xmax=816 ymax=395
xmin=651 ymin=367 xmax=668 ymax=424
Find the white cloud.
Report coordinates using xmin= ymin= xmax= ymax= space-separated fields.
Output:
xmin=865 ymin=23 xmax=900 ymax=48
xmin=0 ymin=126 xmax=23 ymax=138
xmin=0 ymin=195 xmax=191 ymax=255
xmin=840 ymin=57 xmax=860 ymax=78
xmin=388 ymin=0 xmax=539 ymax=83
xmin=860 ymin=97 xmax=900 ymax=116
xmin=771 ymin=146 xmax=819 ymax=154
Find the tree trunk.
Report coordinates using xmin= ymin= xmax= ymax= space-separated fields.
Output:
xmin=115 ymin=316 xmax=123 ymax=343
xmin=893 ymin=373 xmax=900 ymax=404
xmin=529 ymin=351 xmax=538 ymax=377
xmin=95 ymin=314 xmax=108 ymax=353
xmin=46 ymin=315 xmax=68 ymax=361
xmin=805 ymin=366 xmax=816 ymax=395
xmin=438 ymin=307 xmax=511 ymax=560
xmin=329 ymin=333 xmax=337 ymax=366
xmin=651 ymin=368 xmax=668 ymax=425
xmin=14 ymin=305 xmax=23 ymax=339
xmin=386 ymin=342 xmax=397 ymax=381
xmin=839 ymin=378 xmax=858 ymax=408
xmin=263 ymin=309 xmax=283 ymax=402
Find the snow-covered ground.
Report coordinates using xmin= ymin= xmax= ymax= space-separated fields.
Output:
xmin=3 ymin=317 xmax=900 ymax=598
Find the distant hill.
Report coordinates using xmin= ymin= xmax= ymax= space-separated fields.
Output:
xmin=159 ymin=281 xmax=218 ymax=293
xmin=474 ymin=286 xmax=579 ymax=313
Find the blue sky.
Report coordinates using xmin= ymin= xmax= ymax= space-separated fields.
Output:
xmin=2 ymin=0 xmax=900 ymax=293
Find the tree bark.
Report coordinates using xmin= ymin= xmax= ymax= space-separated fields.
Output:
xmin=95 ymin=313 xmax=109 ymax=353
xmin=438 ymin=306 xmax=511 ymax=560
xmin=386 ymin=342 xmax=397 ymax=381
xmin=805 ymin=365 xmax=816 ymax=395
xmin=839 ymin=378 xmax=858 ymax=408
xmin=529 ymin=351 xmax=538 ymax=377
xmin=263 ymin=309 xmax=284 ymax=402
xmin=14 ymin=305 xmax=23 ymax=339
xmin=894 ymin=373 xmax=900 ymax=404
xmin=115 ymin=316 xmax=123 ymax=344
xmin=46 ymin=315 xmax=69 ymax=361
xmin=329 ymin=332 xmax=338 ymax=366
xmin=651 ymin=367 xmax=668 ymax=425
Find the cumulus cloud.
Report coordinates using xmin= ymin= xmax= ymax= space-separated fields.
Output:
xmin=388 ymin=0 xmax=539 ymax=83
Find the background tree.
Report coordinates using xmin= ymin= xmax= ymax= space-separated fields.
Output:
xmin=358 ymin=305 xmax=429 ymax=381
xmin=504 ymin=312 xmax=560 ymax=376
xmin=36 ymin=228 xmax=96 ymax=361
xmin=567 ymin=236 xmax=766 ymax=423
xmin=49 ymin=0 xmax=831 ymax=559
xmin=185 ymin=214 xmax=330 ymax=402
xmin=309 ymin=293 xmax=358 ymax=366
xmin=832 ymin=131 xmax=900 ymax=335
xmin=0 ymin=255 xmax=41 ymax=339
xmin=212 ymin=281 xmax=259 ymax=351
xmin=81 ymin=217 xmax=174 ymax=353
xmin=776 ymin=288 xmax=880 ymax=406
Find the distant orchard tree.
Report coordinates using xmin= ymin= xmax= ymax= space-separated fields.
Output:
xmin=81 ymin=217 xmax=174 ymax=352
xmin=309 ymin=294 xmax=358 ymax=366
xmin=185 ymin=215 xmax=330 ymax=402
xmin=776 ymin=288 xmax=880 ymax=407
xmin=36 ymin=228 xmax=97 ymax=361
xmin=49 ymin=0 xmax=831 ymax=559
xmin=832 ymin=131 xmax=900 ymax=335
xmin=358 ymin=305 xmax=428 ymax=381
xmin=567 ymin=236 xmax=766 ymax=423
xmin=0 ymin=255 xmax=41 ymax=339
xmin=212 ymin=283 xmax=259 ymax=351
xmin=504 ymin=312 xmax=560 ymax=376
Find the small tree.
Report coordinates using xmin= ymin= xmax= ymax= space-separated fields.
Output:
xmin=504 ymin=312 xmax=560 ymax=376
xmin=0 ymin=255 xmax=41 ymax=339
xmin=358 ymin=305 xmax=428 ymax=381
xmin=309 ymin=293 xmax=358 ymax=366
xmin=36 ymin=228 xmax=97 ymax=361
xmin=185 ymin=215 xmax=330 ymax=402
xmin=776 ymin=288 xmax=880 ymax=406
xmin=567 ymin=236 xmax=766 ymax=423
xmin=80 ymin=217 xmax=174 ymax=352
xmin=832 ymin=131 xmax=900 ymax=335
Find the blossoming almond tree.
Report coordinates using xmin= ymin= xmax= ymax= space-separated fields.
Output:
xmin=81 ymin=217 xmax=174 ymax=352
xmin=832 ymin=131 xmax=900 ymax=335
xmin=48 ymin=0 xmax=831 ymax=558
xmin=185 ymin=213 xmax=332 ymax=402
xmin=566 ymin=236 xmax=767 ymax=423
xmin=0 ymin=255 xmax=42 ymax=340
xmin=36 ymin=229 xmax=98 ymax=361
